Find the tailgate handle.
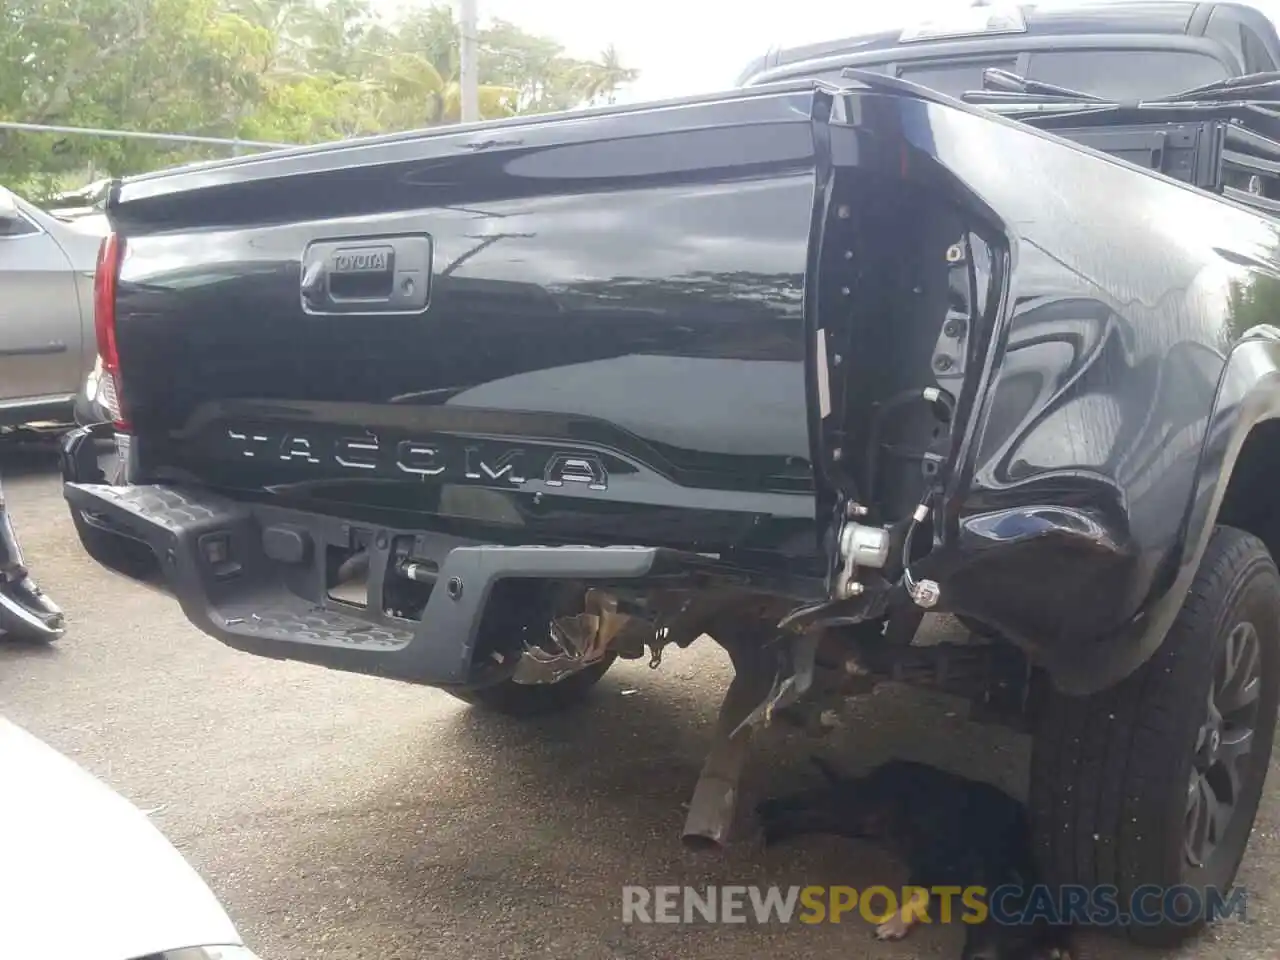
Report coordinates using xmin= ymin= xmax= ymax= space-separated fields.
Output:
xmin=300 ymin=234 xmax=433 ymax=315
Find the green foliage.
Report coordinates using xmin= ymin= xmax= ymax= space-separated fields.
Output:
xmin=0 ymin=0 xmax=640 ymax=200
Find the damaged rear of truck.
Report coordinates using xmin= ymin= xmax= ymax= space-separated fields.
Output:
xmin=63 ymin=71 xmax=1280 ymax=945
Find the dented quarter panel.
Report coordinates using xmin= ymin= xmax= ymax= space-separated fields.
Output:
xmin=819 ymin=82 xmax=1280 ymax=693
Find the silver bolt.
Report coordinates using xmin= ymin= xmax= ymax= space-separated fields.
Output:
xmin=946 ymin=243 xmax=964 ymax=263
xmin=837 ymin=205 xmax=851 ymax=219
xmin=842 ymin=580 xmax=865 ymax=598
xmin=910 ymin=579 xmax=941 ymax=609
xmin=846 ymin=501 xmax=868 ymax=518
xmin=832 ymin=448 xmax=843 ymax=461
xmin=843 ymin=250 xmax=854 ymax=260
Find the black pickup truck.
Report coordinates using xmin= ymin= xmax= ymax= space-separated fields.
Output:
xmin=60 ymin=1 xmax=1280 ymax=946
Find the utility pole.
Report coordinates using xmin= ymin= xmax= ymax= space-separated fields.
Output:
xmin=458 ymin=0 xmax=480 ymax=123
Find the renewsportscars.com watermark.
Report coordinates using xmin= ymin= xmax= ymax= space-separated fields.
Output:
xmin=621 ymin=885 xmax=1248 ymax=927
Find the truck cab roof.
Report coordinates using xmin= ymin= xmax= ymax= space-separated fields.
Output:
xmin=737 ymin=1 xmax=1280 ymax=101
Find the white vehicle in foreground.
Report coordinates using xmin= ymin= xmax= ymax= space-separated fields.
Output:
xmin=0 ymin=717 xmax=261 ymax=960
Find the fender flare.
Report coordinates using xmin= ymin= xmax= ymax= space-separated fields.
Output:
xmin=1069 ymin=327 xmax=1280 ymax=695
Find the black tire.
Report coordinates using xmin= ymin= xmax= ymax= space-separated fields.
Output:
xmin=447 ymin=655 xmax=616 ymax=717
xmin=70 ymin=506 xmax=158 ymax=581
xmin=1030 ymin=525 xmax=1280 ymax=947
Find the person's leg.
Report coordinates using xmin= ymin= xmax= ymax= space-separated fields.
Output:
xmin=0 ymin=482 xmax=28 ymax=580
xmin=0 ymin=478 xmax=64 ymax=633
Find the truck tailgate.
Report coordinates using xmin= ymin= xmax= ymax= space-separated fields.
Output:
xmin=106 ymin=85 xmax=824 ymax=551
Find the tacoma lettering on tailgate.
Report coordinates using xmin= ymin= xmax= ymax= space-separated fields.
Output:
xmin=224 ymin=428 xmax=609 ymax=491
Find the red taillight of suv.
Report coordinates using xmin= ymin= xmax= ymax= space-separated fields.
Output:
xmin=93 ymin=232 xmax=130 ymax=431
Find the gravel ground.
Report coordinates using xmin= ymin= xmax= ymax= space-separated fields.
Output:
xmin=2 ymin=442 xmax=1277 ymax=960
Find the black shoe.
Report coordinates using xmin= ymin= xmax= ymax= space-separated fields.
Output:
xmin=0 ymin=575 xmax=65 ymax=636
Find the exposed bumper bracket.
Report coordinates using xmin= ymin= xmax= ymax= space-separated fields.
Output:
xmin=681 ymin=633 xmax=778 ymax=849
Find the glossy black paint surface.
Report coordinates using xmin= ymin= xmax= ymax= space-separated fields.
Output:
xmin=104 ymin=72 xmax=1280 ymax=693
xmin=110 ymin=86 xmax=824 ymax=562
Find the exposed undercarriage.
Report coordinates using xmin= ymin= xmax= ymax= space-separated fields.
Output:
xmin=355 ymin=552 xmax=1037 ymax=850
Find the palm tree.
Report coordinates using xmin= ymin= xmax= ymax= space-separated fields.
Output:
xmin=376 ymin=49 xmax=516 ymax=126
xmin=578 ymin=45 xmax=639 ymax=105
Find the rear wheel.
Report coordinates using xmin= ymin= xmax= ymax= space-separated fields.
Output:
xmin=447 ymin=655 xmax=616 ymax=717
xmin=1030 ymin=525 xmax=1280 ymax=946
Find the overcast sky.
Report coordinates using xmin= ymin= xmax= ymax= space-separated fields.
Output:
xmin=375 ymin=1 xmax=1280 ymax=103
